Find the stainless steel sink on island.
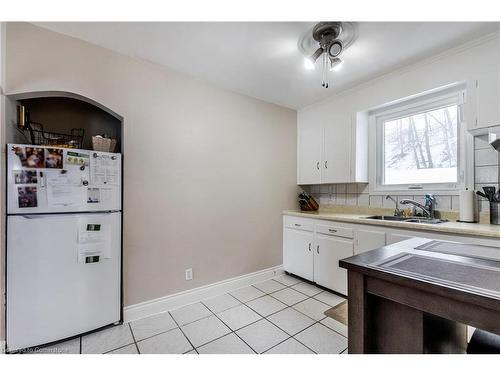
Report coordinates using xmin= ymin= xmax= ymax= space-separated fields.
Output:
xmin=339 ymin=237 xmax=500 ymax=354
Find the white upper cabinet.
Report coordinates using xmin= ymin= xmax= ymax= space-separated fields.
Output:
xmin=297 ymin=106 xmax=368 ymax=185
xmin=322 ymin=112 xmax=351 ymax=183
xmin=297 ymin=120 xmax=322 ymax=184
xmin=474 ymin=68 xmax=500 ymax=128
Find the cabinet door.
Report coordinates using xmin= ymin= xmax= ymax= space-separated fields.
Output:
xmin=356 ymin=229 xmax=386 ymax=254
xmin=476 ymin=70 xmax=500 ymax=128
xmin=386 ymin=233 xmax=414 ymax=245
xmin=313 ymin=234 xmax=353 ymax=295
xmin=298 ymin=122 xmax=323 ymax=184
xmin=283 ymin=228 xmax=314 ymax=281
xmin=322 ymin=114 xmax=351 ymax=183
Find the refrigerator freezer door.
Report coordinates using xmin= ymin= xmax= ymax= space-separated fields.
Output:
xmin=6 ymin=212 xmax=121 ymax=351
xmin=7 ymin=144 xmax=121 ymax=214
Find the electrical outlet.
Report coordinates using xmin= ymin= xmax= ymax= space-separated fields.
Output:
xmin=185 ymin=268 xmax=193 ymax=281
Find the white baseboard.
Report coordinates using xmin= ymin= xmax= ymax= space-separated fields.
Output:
xmin=123 ymin=265 xmax=284 ymax=323
xmin=0 ymin=340 xmax=5 ymax=355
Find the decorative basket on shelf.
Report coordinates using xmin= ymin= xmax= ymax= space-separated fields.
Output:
xmin=25 ymin=122 xmax=84 ymax=149
xmin=92 ymin=136 xmax=117 ymax=153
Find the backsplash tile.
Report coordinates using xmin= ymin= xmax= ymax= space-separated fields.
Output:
xmin=369 ymin=195 xmax=383 ymax=208
xmin=302 ymin=135 xmax=500 ymax=216
xmin=475 ymin=166 xmax=499 ymax=184
xmin=357 ymin=194 xmax=369 ymax=207
xmin=475 ymin=148 xmax=500 ymax=167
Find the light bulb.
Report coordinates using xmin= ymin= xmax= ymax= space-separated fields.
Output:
xmin=329 ymin=58 xmax=344 ymax=72
xmin=304 ymin=58 xmax=315 ymax=70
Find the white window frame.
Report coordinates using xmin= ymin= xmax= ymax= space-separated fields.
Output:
xmin=369 ymin=86 xmax=467 ymax=195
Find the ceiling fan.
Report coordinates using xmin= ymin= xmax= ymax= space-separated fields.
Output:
xmin=298 ymin=22 xmax=356 ymax=88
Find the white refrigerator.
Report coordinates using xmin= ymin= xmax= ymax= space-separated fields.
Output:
xmin=6 ymin=144 xmax=122 ymax=351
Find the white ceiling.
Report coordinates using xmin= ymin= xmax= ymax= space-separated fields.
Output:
xmin=34 ymin=22 xmax=499 ymax=109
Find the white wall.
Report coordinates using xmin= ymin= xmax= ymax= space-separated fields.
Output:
xmin=2 ymin=22 xmax=298 ymax=334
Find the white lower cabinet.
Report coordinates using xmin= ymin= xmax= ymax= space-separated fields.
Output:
xmin=284 ymin=215 xmax=500 ymax=297
xmin=313 ymin=234 xmax=353 ymax=295
xmin=386 ymin=233 xmax=414 ymax=245
xmin=283 ymin=228 xmax=314 ymax=280
xmin=356 ymin=229 xmax=386 ymax=254
xmin=283 ymin=217 xmax=354 ymax=295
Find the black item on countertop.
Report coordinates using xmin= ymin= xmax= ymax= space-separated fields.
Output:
xmin=483 ymin=186 xmax=497 ymax=202
xmin=476 ymin=187 xmax=500 ymax=202
xmin=467 ymin=329 xmax=500 ymax=354
xmin=476 ymin=188 xmax=500 ymax=224
xmin=491 ymin=202 xmax=500 ymax=225
xmin=298 ymin=191 xmax=319 ymax=212
xmin=476 ymin=191 xmax=489 ymax=200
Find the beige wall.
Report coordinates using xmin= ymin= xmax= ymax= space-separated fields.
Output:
xmin=1 ymin=22 xmax=298 ymax=334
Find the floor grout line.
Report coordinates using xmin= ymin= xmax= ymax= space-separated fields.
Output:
xmin=199 ymin=300 xmax=258 ymax=354
xmin=167 ymin=310 xmax=197 ymax=353
xmin=317 ymin=319 xmax=348 ymax=339
xmin=248 ymin=279 xmax=348 ymax=354
xmin=127 ymin=323 xmax=141 ymax=354
xmin=238 ymin=297 xmax=296 ymax=353
xmin=223 ymin=278 xmax=347 ymax=353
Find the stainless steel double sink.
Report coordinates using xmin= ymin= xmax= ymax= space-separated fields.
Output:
xmin=365 ymin=215 xmax=448 ymax=224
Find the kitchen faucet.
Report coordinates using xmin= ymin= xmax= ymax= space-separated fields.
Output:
xmin=386 ymin=195 xmax=403 ymax=217
xmin=400 ymin=194 xmax=436 ymax=219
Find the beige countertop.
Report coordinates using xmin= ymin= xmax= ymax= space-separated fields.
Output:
xmin=283 ymin=209 xmax=500 ymax=239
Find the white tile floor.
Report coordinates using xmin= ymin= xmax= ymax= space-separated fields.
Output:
xmin=28 ymin=274 xmax=348 ymax=354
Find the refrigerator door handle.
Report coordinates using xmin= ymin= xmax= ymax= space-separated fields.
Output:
xmin=16 ymin=211 xmax=120 ymax=220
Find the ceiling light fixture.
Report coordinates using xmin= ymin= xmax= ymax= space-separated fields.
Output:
xmin=298 ymin=22 xmax=356 ymax=88
xmin=304 ymin=57 xmax=316 ymax=70
xmin=329 ymin=57 xmax=344 ymax=72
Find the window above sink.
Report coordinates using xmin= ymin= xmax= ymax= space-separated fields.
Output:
xmin=367 ymin=83 xmax=468 ymax=195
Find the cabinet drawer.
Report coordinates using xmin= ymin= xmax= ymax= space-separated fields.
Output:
xmin=315 ymin=224 xmax=353 ymax=239
xmin=284 ymin=216 xmax=314 ymax=232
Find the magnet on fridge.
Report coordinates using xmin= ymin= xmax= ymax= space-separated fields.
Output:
xmin=85 ymin=256 xmax=100 ymax=264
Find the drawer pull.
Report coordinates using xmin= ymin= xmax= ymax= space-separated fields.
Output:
xmin=294 ymin=223 xmax=302 ymax=227
xmin=329 ymin=229 xmax=337 ymax=233
xmin=316 ymin=245 xmax=320 ymax=254
xmin=316 ymin=161 xmax=320 ymax=170
xmin=308 ymin=243 xmax=312 ymax=251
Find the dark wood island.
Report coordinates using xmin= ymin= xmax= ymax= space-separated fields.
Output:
xmin=339 ymin=237 xmax=500 ymax=354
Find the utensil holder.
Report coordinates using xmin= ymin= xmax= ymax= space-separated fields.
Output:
xmin=490 ymin=202 xmax=500 ymax=225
